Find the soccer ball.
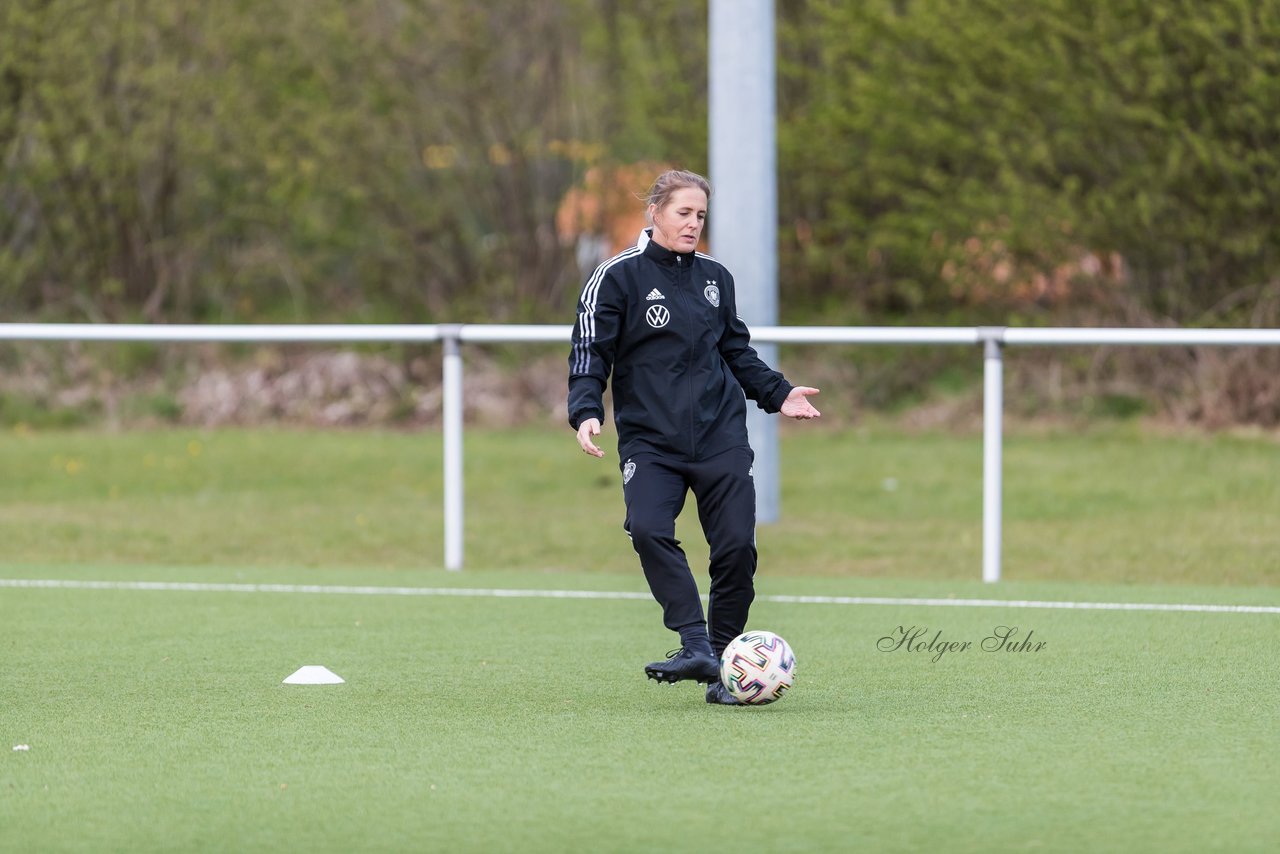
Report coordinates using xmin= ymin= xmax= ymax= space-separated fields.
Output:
xmin=720 ymin=630 xmax=796 ymax=705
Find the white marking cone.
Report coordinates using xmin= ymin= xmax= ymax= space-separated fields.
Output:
xmin=283 ymin=665 xmax=345 ymax=685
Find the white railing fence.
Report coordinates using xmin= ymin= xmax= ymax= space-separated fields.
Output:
xmin=4 ymin=323 xmax=1279 ymax=580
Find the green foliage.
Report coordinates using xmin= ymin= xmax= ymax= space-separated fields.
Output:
xmin=0 ymin=393 xmax=95 ymax=429
xmin=778 ymin=0 xmax=1280 ymax=320
xmin=0 ymin=0 xmax=606 ymax=322
xmin=122 ymin=391 xmax=184 ymax=423
xmin=1 ymin=1 xmax=1277 ymax=326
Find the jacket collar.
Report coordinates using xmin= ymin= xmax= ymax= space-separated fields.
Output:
xmin=638 ymin=227 xmax=693 ymax=265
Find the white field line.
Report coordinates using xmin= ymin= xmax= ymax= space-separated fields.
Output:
xmin=1 ymin=578 xmax=1277 ymax=614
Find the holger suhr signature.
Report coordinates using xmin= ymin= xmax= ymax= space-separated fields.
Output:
xmin=877 ymin=626 xmax=1046 ymax=663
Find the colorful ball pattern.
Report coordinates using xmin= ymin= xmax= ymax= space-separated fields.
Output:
xmin=720 ymin=630 xmax=796 ymax=705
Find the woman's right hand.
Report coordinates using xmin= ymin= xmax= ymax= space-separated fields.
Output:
xmin=576 ymin=418 xmax=605 ymax=458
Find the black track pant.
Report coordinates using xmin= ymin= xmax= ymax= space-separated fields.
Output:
xmin=622 ymin=445 xmax=756 ymax=656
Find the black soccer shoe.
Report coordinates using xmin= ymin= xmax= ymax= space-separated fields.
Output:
xmin=644 ymin=648 xmax=720 ymax=685
xmin=705 ymin=681 xmax=744 ymax=706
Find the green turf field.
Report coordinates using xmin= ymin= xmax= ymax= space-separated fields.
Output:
xmin=1 ymin=426 xmax=1278 ymax=851
xmin=2 ymin=568 xmax=1277 ymax=852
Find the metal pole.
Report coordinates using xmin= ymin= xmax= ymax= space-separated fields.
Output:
xmin=981 ymin=331 xmax=1005 ymax=582
xmin=441 ymin=326 xmax=464 ymax=571
xmin=709 ymin=0 xmax=779 ymax=522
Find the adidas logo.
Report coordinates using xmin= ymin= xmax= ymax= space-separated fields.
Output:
xmin=645 ymin=288 xmax=665 ymax=301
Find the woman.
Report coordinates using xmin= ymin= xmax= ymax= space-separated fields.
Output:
xmin=567 ymin=169 xmax=820 ymax=706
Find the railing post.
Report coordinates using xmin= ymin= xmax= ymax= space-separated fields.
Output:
xmin=441 ymin=325 xmax=464 ymax=571
xmin=980 ymin=328 xmax=1006 ymax=583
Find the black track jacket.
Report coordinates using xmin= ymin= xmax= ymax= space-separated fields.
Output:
xmin=568 ymin=230 xmax=793 ymax=462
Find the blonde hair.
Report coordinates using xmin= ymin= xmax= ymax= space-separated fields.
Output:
xmin=644 ymin=170 xmax=712 ymax=224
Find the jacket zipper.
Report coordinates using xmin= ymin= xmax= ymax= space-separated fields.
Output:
xmin=677 ymin=255 xmax=697 ymax=459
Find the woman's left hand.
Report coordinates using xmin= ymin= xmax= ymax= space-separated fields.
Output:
xmin=780 ymin=386 xmax=821 ymax=420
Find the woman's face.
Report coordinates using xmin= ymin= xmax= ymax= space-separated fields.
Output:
xmin=649 ymin=187 xmax=707 ymax=252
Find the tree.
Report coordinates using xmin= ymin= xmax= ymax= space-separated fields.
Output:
xmin=777 ymin=0 xmax=1280 ymax=322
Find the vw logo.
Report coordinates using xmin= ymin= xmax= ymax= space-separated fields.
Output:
xmin=645 ymin=305 xmax=670 ymax=328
